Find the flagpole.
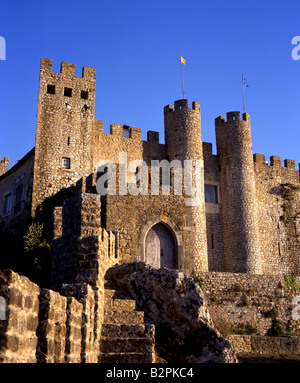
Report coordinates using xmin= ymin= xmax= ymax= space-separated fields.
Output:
xmin=242 ymin=74 xmax=245 ymax=114
xmin=181 ymin=60 xmax=185 ymax=99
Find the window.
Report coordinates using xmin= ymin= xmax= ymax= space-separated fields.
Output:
xmin=64 ymin=88 xmax=72 ymax=97
xmin=15 ymin=183 xmax=24 ymax=214
xmin=67 ymin=136 xmax=70 ymax=146
xmin=81 ymin=90 xmax=88 ymax=100
xmin=47 ymin=84 xmax=55 ymax=94
xmin=205 ymin=184 xmax=218 ymax=203
xmin=62 ymin=157 xmax=71 ymax=169
xmin=123 ymin=126 xmax=130 ymax=138
xmin=3 ymin=194 xmax=12 ymax=214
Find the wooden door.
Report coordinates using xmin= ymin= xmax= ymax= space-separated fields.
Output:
xmin=145 ymin=223 xmax=175 ymax=269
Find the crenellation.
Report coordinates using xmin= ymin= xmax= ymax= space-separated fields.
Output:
xmin=60 ymin=61 xmax=76 ymax=77
xmin=110 ymin=124 xmax=124 ymax=137
xmin=82 ymin=66 xmax=96 ymax=81
xmin=147 ymin=131 xmax=159 ymax=143
xmin=270 ymin=155 xmax=282 ymax=167
xmin=130 ymin=127 xmax=141 ymax=140
xmin=40 ymin=57 xmax=53 ymax=72
xmin=284 ymin=159 xmax=295 ymax=169
xmin=253 ymin=153 xmax=266 ymax=165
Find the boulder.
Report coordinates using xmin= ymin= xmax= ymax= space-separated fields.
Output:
xmin=105 ymin=262 xmax=238 ymax=363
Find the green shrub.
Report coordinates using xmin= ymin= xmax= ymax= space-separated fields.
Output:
xmin=191 ymin=272 xmax=204 ymax=289
xmin=230 ymin=323 xmax=257 ymax=335
xmin=238 ymin=293 xmax=248 ymax=307
xmin=267 ymin=319 xmax=285 ymax=337
xmin=264 ymin=308 xmax=278 ymax=320
xmin=283 ymin=275 xmax=300 ymax=292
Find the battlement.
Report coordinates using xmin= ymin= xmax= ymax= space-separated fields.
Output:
xmin=40 ymin=57 xmax=96 ymax=81
xmin=0 ymin=157 xmax=9 ymax=165
xmin=0 ymin=156 xmax=9 ymax=176
xmin=164 ymin=99 xmax=200 ymax=116
xmin=109 ymin=124 xmax=142 ymax=140
xmin=253 ymin=153 xmax=298 ymax=170
xmin=215 ymin=112 xmax=250 ymax=127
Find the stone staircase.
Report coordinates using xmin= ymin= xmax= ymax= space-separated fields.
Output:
xmin=99 ymin=283 xmax=156 ymax=363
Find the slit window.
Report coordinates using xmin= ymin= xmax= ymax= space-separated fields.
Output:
xmin=64 ymin=88 xmax=72 ymax=97
xmin=67 ymin=136 xmax=70 ymax=146
xmin=81 ymin=90 xmax=88 ymax=100
xmin=47 ymin=85 xmax=55 ymax=94
xmin=205 ymin=184 xmax=218 ymax=203
xmin=62 ymin=157 xmax=71 ymax=169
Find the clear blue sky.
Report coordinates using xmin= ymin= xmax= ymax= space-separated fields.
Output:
xmin=1 ymin=0 xmax=299 ymax=168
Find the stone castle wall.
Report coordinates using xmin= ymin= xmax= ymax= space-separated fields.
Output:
xmin=197 ymin=271 xmax=300 ymax=336
xmin=253 ymin=154 xmax=300 ymax=275
xmin=0 ymin=269 xmax=102 ymax=363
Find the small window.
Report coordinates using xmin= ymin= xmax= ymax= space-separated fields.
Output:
xmin=47 ymin=85 xmax=55 ymax=94
xmin=205 ymin=184 xmax=218 ymax=203
xmin=64 ymin=88 xmax=72 ymax=97
xmin=62 ymin=157 xmax=71 ymax=169
xmin=3 ymin=193 xmax=12 ymax=214
xmin=67 ymin=136 xmax=70 ymax=146
xmin=81 ymin=90 xmax=88 ymax=100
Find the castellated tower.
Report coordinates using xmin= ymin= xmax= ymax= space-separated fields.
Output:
xmin=215 ymin=112 xmax=262 ymax=274
xmin=31 ymin=58 xmax=96 ymax=215
xmin=164 ymin=100 xmax=208 ymax=272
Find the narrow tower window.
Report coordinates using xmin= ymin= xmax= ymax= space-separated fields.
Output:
xmin=67 ymin=136 xmax=70 ymax=146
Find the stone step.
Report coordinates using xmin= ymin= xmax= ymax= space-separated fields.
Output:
xmin=104 ymin=309 xmax=144 ymax=324
xmin=100 ymin=337 xmax=154 ymax=354
xmin=99 ymin=352 xmax=155 ymax=364
xmin=101 ymin=323 xmax=155 ymax=339
xmin=104 ymin=298 xmax=136 ymax=311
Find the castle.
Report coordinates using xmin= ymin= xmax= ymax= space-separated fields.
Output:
xmin=0 ymin=57 xmax=300 ymax=280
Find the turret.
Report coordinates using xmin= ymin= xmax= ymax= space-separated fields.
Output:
xmin=31 ymin=58 xmax=97 ymax=215
xmin=0 ymin=157 xmax=9 ymax=176
xmin=215 ymin=112 xmax=261 ymax=274
xmin=164 ymin=99 xmax=208 ymax=273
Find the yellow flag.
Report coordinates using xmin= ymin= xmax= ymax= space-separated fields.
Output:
xmin=180 ymin=55 xmax=186 ymax=65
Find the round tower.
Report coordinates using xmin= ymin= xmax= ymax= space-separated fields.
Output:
xmin=164 ymin=99 xmax=208 ymax=273
xmin=215 ymin=111 xmax=261 ymax=274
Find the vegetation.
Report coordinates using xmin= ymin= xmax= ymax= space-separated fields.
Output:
xmin=191 ymin=272 xmax=204 ymax=289
xmin=283 ymin=275 xmax=300 ymax=292
xmin=281 ymin=183 xmax=299 ymax=201
xmin=263 ymin=307 xmax=278 ymax=320
xmin=238 ymin=293 xmax=248 ymax=307
xmin=0 ymin=185 xmax=76 ymax=288
xmin=267 ymin=319 xmax=285 ymax=337
xmin=230 ymin=322 xmax=257 ymax=335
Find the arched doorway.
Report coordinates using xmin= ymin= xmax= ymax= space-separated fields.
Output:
xmin=145 ymin=223 xmax=176 ymax=269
